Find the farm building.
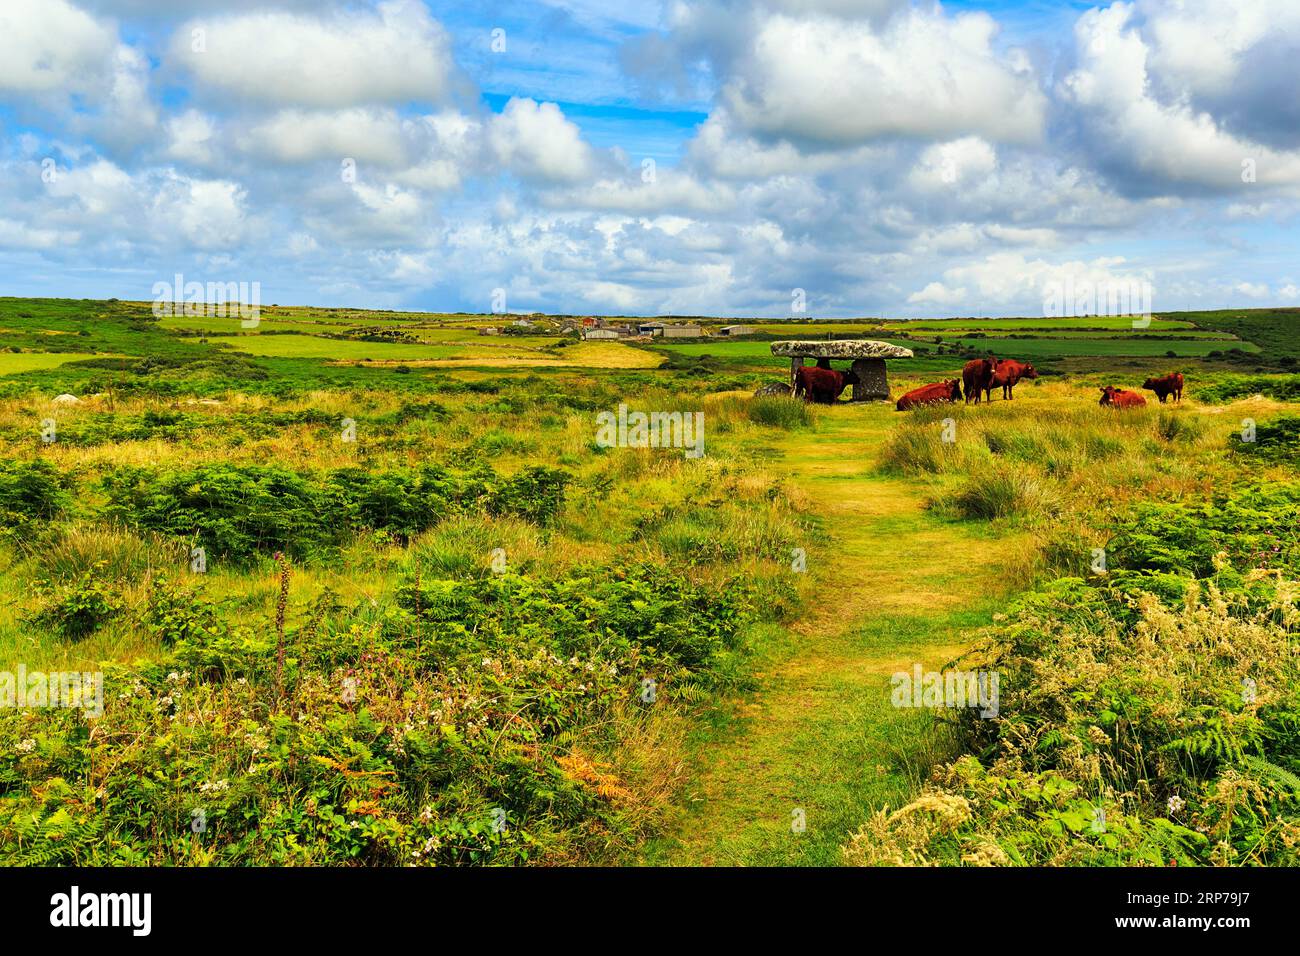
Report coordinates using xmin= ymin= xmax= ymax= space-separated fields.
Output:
xmin=661 ymin=325 xmax=703 ymax=338
xmin=477 ymin=326 xmax=500 ymax=335
xmin=720 ymin=325 xmax=755 ymax=336
xmin=638 ymin=322 xmax=665 ymax=336
xmin=583 ymin=328 xmax=620 ymax=340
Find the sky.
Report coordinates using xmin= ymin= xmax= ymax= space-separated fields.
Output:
xmin=1 ymin=0 xmax=1298 ymax=318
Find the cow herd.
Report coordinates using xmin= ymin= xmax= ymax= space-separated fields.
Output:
xmin=789 ymin=356 xmax=1186 ymax=412
xmin=893 ymin=355 xmax=1039 ymax=410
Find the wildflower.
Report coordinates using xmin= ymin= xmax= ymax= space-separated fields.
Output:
xmin=1167 ymin=795 xmax=1185 ymax=814
xmin=16 ymin=738 xmax=35 ymax=753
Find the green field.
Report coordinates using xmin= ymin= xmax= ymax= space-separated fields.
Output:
xmin=1 ymin=296 xmax=1297 ymax=868
xmin=656 ymin=335 xmax=1257 ymax=363
xmin=0 ymin=352 xmax=121 ymax=376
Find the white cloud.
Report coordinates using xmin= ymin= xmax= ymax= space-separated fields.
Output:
xmin=149 ymin=173 xmax=248 ymax=249
xmin=171 ymin=0 xmax=455 ymax=108
xmin=1061 ymin=2 xmax=1300 ymax=193
xmin=721 ymin=7 xmax=1046 ymax=146
xmin=242 ymin=109 xmax=409 ymax=166
xmin=908 ymin=253 xmax=1155 ymax=315
xmin=0 ymin=0 xmax=116 ymax=96
xmin=1233 ymin=281 xmax=1270 ymax=299
xmin=489 ymin=98 xmax=597 ymax=184
xmin=909 ymin=137 xmax=998 ymax=191
xmin=165 ymin=110 xmax=217 ymax=165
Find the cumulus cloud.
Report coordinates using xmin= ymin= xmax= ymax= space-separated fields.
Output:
xmin=1060 ymin=1 xmax=1300 ymax=195
xmin=489 ymin=98 xmax=598 ymax=184
xmin=0 ymin=0 xmax=116 ymax=96
xmin=242 ymin=109 xmax=410 ymax=166
xmin=165 ymin=110 xmax=218 ymax=165
xmin=907 ymin=252 xmax=1155 ymax=316
xmin=719 ymin=6 xmax=1046 ymax=146
xmin=170 ymin=0 xmax=456 ymax=108
xmin=148 ymin=173 xmax=248 ymax=249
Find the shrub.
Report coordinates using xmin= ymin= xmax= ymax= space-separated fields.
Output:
xmin=1230 ymin=416 xmax=1300 ymax=464
xmin=99 ymin=463 xmax=572 ymax=561
xmin=844 ymin=577 xmax=1300 ymax=866
xmin=28 ymin=562 xmax=123 ymax=640
xmin=1195 ymin=375 xmax=1300 ymax=404
xmin=485 ymin=466 xmax=571 ymax=526
xmin=1106 ymin=483 xmax=1300 ymax=579
xmin=0 ymin=460 xmax=70 ymax=529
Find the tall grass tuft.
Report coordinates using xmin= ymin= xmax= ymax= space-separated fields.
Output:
xmin=746 ymin=396 xmax=813 ymax=429
xmin=30 ymin=522 xmax=186 ymax=585
xmin=940 ymin=463 xmax=1061 ymax=521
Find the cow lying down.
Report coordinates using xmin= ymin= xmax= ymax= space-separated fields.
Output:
xmin=897 ymin=379 xmax=963 ymax=410
xmin=1099 ymin=386 xmax=1146 ymax=408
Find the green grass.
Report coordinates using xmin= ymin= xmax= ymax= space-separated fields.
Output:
xmin=0 ymin=353 xmax=122 ymax=376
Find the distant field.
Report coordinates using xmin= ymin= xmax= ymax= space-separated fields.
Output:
xmin=0 ymin=352 xmax=117 ymax=376
xmin=221 ymin=335 xmax=537 ymax=362
xmin=656 ymin=336 xmax=1254 ymax=363
xmin=763 ymin=316 xmax=1197 ymax=333
xmin=216 ymin=333 xmax=660 ymax=369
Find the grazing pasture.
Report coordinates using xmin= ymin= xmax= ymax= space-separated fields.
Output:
xmin=0 ymin=297 xmax=1297 ymax=867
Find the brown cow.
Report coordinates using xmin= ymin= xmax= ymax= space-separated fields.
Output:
xmin=896 ymin=379 xmax=963 ymax=411
xmin=794 ymin=365 xmax=858 ymax=404
xmin=988 ymin=359 xmax=1039 ymax=400
xmin=1099 ymin=386 xmax=1146 ymax=408
xmin=962 ymin=357 xmax=998 ymax=405
xmin=1142 ymin=372 xmax=1184 ymax=403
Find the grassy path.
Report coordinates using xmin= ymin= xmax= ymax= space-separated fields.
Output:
xmin=639 ymin=403 xmax=1026 ymax=866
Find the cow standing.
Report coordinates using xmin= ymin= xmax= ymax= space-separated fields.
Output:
xmin=793 ymin=365 xmax=858 ymax=404
xmin=1142 ymin=372 xmax=1184 ymax=403
xmin=962 ymin=357 xmax=999 ymax=405
xmin=988 ymin=360 xmax=1039 ymax=400
xmin=1099 ymin=386 xmax=1146 ymax=408
xmin=896 ymin=379 xmax=963 ymax=410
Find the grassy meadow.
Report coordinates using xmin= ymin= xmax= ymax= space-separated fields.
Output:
xmin=0 ymin=297 xmax=1297 ymax=866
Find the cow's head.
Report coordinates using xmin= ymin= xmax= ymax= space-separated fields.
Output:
xmin=948 ymin=379 xmax=963 ymax=400
xmin=841 ymin=367 xmax=861 ymax=387
xmin=1099 ymin=385 xmax=1118 ymax=405
xmin=1021 ymin=364 xmax=1039 ymax=380
xmin=1141 ymin=377 xmax=1157 ymax=390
